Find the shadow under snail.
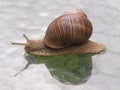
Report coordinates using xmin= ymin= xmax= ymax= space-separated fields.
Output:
xmin=12 ymin=9 xmax=106 ymax=56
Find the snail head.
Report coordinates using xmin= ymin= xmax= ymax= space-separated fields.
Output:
xmin=12 ymin=34 xmax=34 ymax=54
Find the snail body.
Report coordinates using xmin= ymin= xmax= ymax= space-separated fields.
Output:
xmin=12 ymin=9 xmax=106 ymax=56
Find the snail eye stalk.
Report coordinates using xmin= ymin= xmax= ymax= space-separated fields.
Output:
xmin=12 ymin=43 xmax=26 ymax=45
xmin=11 ymin=34 xmax=30 ymax=46
xmin=23 ymin=34 xmax=29 ymax=41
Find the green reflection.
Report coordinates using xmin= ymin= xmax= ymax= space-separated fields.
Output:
xmin=24 ymin=54 xmax=94 ymax=85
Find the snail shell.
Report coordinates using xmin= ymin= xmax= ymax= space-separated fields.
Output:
xmin=43 ymin=9 xmax=93 ymax=49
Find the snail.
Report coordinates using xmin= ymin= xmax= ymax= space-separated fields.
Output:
xmin=12 ymin=9 xmax=106 ymax=56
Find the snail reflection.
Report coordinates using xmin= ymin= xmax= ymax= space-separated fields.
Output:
xmin=17 ymin=54 xmax=93 ymax=85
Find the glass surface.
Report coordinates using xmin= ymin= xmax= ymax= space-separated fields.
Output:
xmin=0 ymin=0 xmax=120 ymax=90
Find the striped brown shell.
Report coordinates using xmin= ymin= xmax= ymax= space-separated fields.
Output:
xmin=43 ymin=9 xmax=93 ymax=49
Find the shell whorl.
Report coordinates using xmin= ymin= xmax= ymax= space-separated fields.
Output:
xmin=43 ymin=9 xmax=93 ymax=49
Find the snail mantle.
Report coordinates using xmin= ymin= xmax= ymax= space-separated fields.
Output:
xmin=12 ymin=9 xmax=106 ymax=56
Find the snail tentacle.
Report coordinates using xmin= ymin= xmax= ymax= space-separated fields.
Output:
xmin=23 ymin=34 xmax=30 ymax=41
xmin=11 ymin=34 xmax=30 ymax=45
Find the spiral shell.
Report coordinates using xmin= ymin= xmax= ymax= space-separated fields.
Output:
xmin=43 ymin=9 xmax=93 ymax=49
